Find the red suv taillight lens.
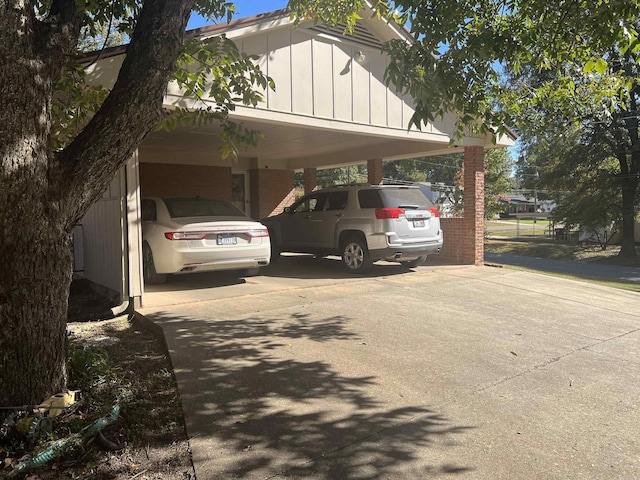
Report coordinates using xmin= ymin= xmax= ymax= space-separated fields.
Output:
xmin=428 ymin=207 xmax=439 ymax=217
xmin=375 ymin=208 xmax=405 ymax=219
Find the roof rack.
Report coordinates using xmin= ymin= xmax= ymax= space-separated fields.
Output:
xmin=331 ymin=183 xmax=372 ymax=188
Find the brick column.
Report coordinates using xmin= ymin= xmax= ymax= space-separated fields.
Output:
xmin=304 ymin=167 xmax=317 ymax=195
xmin=463 ymin=146 xmax=485 ymax=265
xmin=367 ymin=159 xmax=383 ymax=185
xmin=249 ymin=168 xmax=296 ymax=220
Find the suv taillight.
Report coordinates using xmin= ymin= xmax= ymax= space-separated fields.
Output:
xmin=375 ymin=208 xmax=405 ymax=219
xmin=428 ymin=207 xmax=439 ymax=217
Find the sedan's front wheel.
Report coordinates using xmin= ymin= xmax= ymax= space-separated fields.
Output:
xmin=143 ymin=242 xmax=168 ymax=285
xmin=341 ymin=236 xmax=372 ymax=272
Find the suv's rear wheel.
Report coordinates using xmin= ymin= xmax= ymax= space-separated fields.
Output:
xmin=341 ymin=236 xmax=372 ymax=272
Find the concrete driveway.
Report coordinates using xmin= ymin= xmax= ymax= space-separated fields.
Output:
xmin=138 ymin=256 xmax=640 ymax=479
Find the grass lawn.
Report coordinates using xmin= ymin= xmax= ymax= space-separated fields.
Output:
xmin=485 ymin=239 xmax=640 ymax=291
xmin=484 ymin=239 xmax=640 ymax=265
xmin=488 ymin=218 xmax=551 ymax=225
xmin=485 ymin=219 xmax=552 ymax=237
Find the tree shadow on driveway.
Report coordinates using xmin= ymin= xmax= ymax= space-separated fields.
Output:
xmin=146 ymin=309 xmax=476 ymax=478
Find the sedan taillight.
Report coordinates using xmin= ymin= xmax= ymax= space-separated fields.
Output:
xmin=165 ymin=231 xmax=208 ymax=240
xmin=247 ymin=228 xmax=269 ymax=238
xmin=375 ymin=208 xmax=405 ymax=219
xmin=428 ymin=207 xmax=439 ymax=217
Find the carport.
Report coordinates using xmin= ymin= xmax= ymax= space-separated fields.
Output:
xmin=76 ymin=4 xmax=514 ymax=307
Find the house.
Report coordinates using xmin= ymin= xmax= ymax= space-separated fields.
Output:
xmin=77 ymin=4 xmax=515 ymax=306
xmin=500 ymin=192 xmax=555 ymax=217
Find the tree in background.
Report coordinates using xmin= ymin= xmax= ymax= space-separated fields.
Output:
xmin=316 ymin=165 xmax=368 ymax=187
xmin=1 ymin=0 xmax=272 ymax=407
xmin=383 ymin=149 xmax=513 ymax=219
xmin=506 ymin=39 xmax=639 ymax=255
xmin=292 ymin=0 xmax=639 ymax=255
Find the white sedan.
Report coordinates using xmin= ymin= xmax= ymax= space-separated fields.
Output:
xmin=141 ymin=197 xmax=271 ymax=284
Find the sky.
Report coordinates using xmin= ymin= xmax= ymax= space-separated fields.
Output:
xmin=187 ymin=1 xmax=289 ymax=30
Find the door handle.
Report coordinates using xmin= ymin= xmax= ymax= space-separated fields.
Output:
xmin=335 ymin=213 xmax=344 ymax=217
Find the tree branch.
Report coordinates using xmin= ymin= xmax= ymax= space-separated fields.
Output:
xmin=36 ymin=0 xmax=83 ymax=76
xmin=54 ymin=0 xmax=196 ymax=227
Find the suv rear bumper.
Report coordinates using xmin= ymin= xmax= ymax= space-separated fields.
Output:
xmin=370 ymin=242 xmax=443 ymax=262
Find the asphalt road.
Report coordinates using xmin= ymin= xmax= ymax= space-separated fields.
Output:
xmin=485 ymin=252 xmax=640 ymax=284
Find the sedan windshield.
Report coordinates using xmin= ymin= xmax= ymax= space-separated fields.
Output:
xmin=163 ymin=198 xmax=245 ymax=218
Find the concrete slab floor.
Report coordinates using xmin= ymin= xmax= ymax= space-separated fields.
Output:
xmin=138 ymin=261 xmax=640 ymax=479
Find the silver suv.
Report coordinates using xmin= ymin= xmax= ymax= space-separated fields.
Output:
xmin=261 ymin=184 xmax=443 ymax=272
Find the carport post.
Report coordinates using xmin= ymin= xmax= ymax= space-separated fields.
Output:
xmin=304 ymin=167 xmax=317 ymax=195
xmin=463 ymin=145 xmax=485 ymax=265
xmin=367 ymin=159 xmax=383 ymax=185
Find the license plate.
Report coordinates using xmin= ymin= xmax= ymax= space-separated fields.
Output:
xmin=413 ymin=219 xmax=425 ymax=228
xmin=217 ymin=234 xmax=237 ymax=245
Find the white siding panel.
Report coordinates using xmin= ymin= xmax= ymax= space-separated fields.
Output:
xmin=125 ymin=155 xmax=143 ymax=301
xmin=387 ymin=84 xmax=404 ymax=128
xmin=266 ymin=29 xmax=292 ymax=112
xmin=332 ymin=44 xmax=353 ymax=121
xmin=369 ymin=53 xmax=388 ymax=126
xmin=81 ymin=170 xmax=125 ymax=299
xmin=312 ymin=39 xmax=334 ymax=118
xmin=402 ymin=92 xmax=416 ymax=130
xmin=352 ymin=51 xmax=371 ymax=124
xmin=290 ymin=31 xmax=314 ymax=115
xmin=84 ymin=55 xmax=124 ymax=90
xmin=240 ymin=35 xmax=269 ymax=106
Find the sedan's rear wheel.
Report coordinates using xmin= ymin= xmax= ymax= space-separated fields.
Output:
xmin=143 ymin=242 xmax=168 ymax=285
xmin=341 ymin=236 xmax=372 ymax=272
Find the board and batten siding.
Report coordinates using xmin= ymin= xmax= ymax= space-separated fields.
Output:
xmin=79 ymin=170 xmax=126 ymax=300
xmin=158 ymin=27 xmax=425 ymax=132
xmin=235 ymin=28 xmax=419 ymax=130
xmin=77 ymin=156 xmax=143 ymax=304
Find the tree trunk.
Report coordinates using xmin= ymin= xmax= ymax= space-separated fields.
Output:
xmin=0 ymin=2 xmax=74 ymax=407
xmin=619 ymin=177 xmax=638 ymax=258
xmin=0 ymin=230 xmax=72 ymax=407
xmin=1 ymin=0 xmax=194 ymax=407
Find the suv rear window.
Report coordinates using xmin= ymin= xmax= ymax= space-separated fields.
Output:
xmin=358 ymin=188 xmax=433 ymax=209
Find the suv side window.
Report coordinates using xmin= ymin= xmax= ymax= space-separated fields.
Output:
xmin=324 ymin=192 xmax=349 ymax=211
xmin=358 ymin=189 xmax=384 ymax=209
xmin=141 ymin=199 xmax=157 ymax=222
xmin=292 ymin=193 xmax=328 ymax=213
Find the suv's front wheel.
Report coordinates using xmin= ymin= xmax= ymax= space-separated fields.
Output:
xmin=341 ymin=236 xmax=372 ymax=272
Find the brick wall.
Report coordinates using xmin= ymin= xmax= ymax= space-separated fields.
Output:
xmin=139 ymin=163 xmax=232 ymax=200
xmin=463 ymin=146 xmax=485 ymax=265
xmin=304 ymin=168 xmax=317 ymax=195
xmin=249 ymin=168 xmax=296 ymax=220
xmin=368 ymin=159 xmax=383 ymax=185
xmin=437 ymin=218 xmax=468 ymax=264
xmin=435 ymin=146 xmax=485 ymax=266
